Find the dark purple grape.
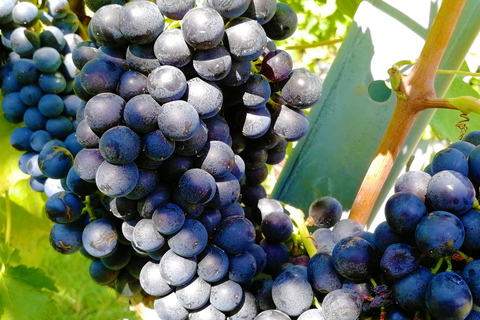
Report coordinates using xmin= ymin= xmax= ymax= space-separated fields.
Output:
xmin=89 ymin=259 xmax=120 ymax=285
xmin=119 ymin=1 xmax=164 ymax=44
xmin=157 ymin=100 xmax=200 ymax=141
xmin=211 ymin=173 xmax=241 ymax=208
xmin=126 ymin=43 xmax=161 ymax=75
xmin=197 ymin=140 xmax=235 ymax=178
xmin=176 ymin=276 xmax=211 ymax=311
xmin=116 ymin=70 xmax=148 ymax=102
xmin=184 ymin=77 xmax=223 ymax=119
xmin=82 ymin=218 xmax=118 ymax=258
xmin=262 ymin=3 xmax=298 ymax=40
xmin=89 ymin=4 xmax=128 ymax=47
xmin=393 ymin=266 xmax=433 ymax=311
xmin=72 ymin=40 xmax=98 ymax=70
xmin=45 ymin=191 xmax=83 ymax=223
xmin=322 ymin=289 xmax=363 ymax=320
xmin=148 ymin=65 xmax=187 ymax=103
xmin=193 ymin=46 xmax=232 ymax=81
xmin=10 ymin=27 xmax=41 ymax=58
xmin=101 ymin=244 xmax=132 ymax=270
xmin=332 ymin=236 xmax=375 ymax=282
xmin=463 ymin=131 xmax=480 ymax=145
xmin=463 ymin=260 xmax=480 ymax=306
xmin=459 ymin=208 xmax=480 ymax=251
xmin=132 ymin=218 xmax=165 ymax=252
xmin=141 ymin=129 xmax=175 ymax=161
xmin=261 ymin=212 xmax=293 ymax=244
xmin=210 ymin=279 xmax=244 ymax=312
xmin=431 ymin=147 xmax=469 ymax=176
xmin=138 ymin=261 xmax=172 ymax=297
xmin=109 ymin=197 xmax=139 ymax=221
xmin=281 ymin=69 xmax=322 ymax=109
xmin=181 ymin=7 xmax=224 ymax=50
xmin=50 ymin=223 xmax=83 ymax=254
xmin=468 ymin=145 xmax=480 ymax=185
xmin=38 ymin=145 xmax=74 ymax=179
xmin=160 ymin=249 xmax=197 ymax=286
xmin=415 ymin=211 xmax=465 ymax=258
xmin=307 ymin=252 xmax=343 ymax=294
xmin=137 ymin=183 xmax=170 ymax=219
xmin=272 ymin=105 xmax=309 ymax=141
xmin=259 ymin=239 xmax=289 ymax=274
xmin=385 ymin=192 xmax=427 ymax=234
xmin=80 ymin=58 xmax=123 ymax=96
xmin=224 ymin=17 xmax=267 ymax=61
xmin=73 ymin=148 xmax=104 ymax=182
xmin=308 ymin=196 xmax=343 ymax=228
xmin=213 ymin=216 xmax=255 ymax=255
xmin=175 ymin=121 xmax=208 ymax=156
xmin=178 ymin=168 xmax=216 ymax=205
xmin=394 ymin=170 xmax=431 ymax=203
xmin=95 ymin=161 xmax=139 ymax=197
xmin=153 ymin=27 xmax=192 ymax=68
xmin=380 ymin=243 xmax=419 ymax=279
xmin=168 ymin=219 xmax=208 ymax=257
xmin=272 ymin=267 xmax=313 ymax=316
xmin=219 ymin=59 xmax=252 ymax=87
xmin=426 ymin=170 xmax=475 ymax=216
xmin=262 ymin=50 xmax=293 ymax=81
xmin=151 ymin=202 xmax=185 ymax=235
xmin=373 ymin=221 xmax=404 ymax=253
xmin=84 ymin=92 xmax=125 ymax=133
xmin=426 ymin=272 xmax=473 ymax=320
xmin=154 ymin=292 xmax=189 ymax=320
xmin=156 ymin=0 xmax=195 ymax=20
xmin=99 ymin=126 xmax=141 ymax=165
xmin=13 ymin=58 xmax=39 ymax=84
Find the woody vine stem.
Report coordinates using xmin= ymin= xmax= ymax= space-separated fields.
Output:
xmin=348 ymin=0 xmax=469 ymax=226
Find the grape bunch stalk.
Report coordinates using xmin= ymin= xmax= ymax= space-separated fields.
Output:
xmin=1 ymin=0 xmax=326 ymax=319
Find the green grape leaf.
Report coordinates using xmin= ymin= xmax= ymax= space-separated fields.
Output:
xmin=0 ymin=244 xmax=15 ymax=266
xmin=430 ymin=76 xmax=480 ymax=142
xmin=0 ymin=264 xmax=58 ymax=320
xmin=0 ymin=181 xmax=50 ymax=266
xmin=0 ymin=103 xmax=29 ymax=194
xmin=335 ymin=0 xmax=362 ymax=19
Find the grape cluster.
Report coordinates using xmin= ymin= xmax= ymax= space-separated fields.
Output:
xmin=299 ymin=131 xmax=480 ymax=320
xmin=1 ymin=0 xmax=84 ymax=195
xmin=2 ymin=0 xmax=326 ymax=319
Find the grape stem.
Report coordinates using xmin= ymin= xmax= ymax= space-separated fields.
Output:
xmin=312 ymin=296 xmax=322 ymax=309
xmin=431 ymin=258 xmax=444 ymax=274
xmin=454 ymin=250 xmax=474 ymax=264
xmin=348 ymin=0 xmax=468 ymax=226
xmin=285 ymin=205 xmax=317 ymax=258
xmin=445 ymin=256 xmax=453 ymax=272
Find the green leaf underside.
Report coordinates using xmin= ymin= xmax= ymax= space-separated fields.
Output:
xmin=0 ymin=265 xmax=57 ymax=320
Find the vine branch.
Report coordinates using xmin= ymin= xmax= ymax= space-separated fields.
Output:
xmin=348 ymin=0 xmax=468 ymax=226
